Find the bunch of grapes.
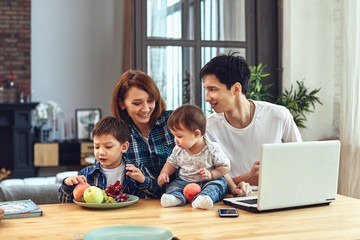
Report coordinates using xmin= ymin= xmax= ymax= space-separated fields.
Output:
xmin=102 ymin=190 xmax=117 ymax=203
xmin=104 ymin=180 xmax=129 ymax=203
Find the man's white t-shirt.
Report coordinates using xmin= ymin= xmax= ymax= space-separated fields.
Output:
xmin=206 ymin=100 xmax=302 ymax=178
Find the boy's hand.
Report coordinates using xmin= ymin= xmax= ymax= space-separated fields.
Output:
xmin=126 ymin=164 xmax=145 ymax=183
xmin=157 ymin=172 xmax=169 ymax=186
xmin=64 ymin=175 xmax=87 ymax=186
xmin=196 ymin=168 xmax=212 ymax=180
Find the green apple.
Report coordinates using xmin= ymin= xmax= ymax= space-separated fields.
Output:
xmin=83 ymin=186 xmax=104 ymax=204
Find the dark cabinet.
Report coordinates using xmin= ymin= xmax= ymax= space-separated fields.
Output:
xmin=0 ymin=103 xmax=38 ymax=178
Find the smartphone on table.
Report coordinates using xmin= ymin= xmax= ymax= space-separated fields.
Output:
xmin=218 ymin=208 xmax=239 ymax=217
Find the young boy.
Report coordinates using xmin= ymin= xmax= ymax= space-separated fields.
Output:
xmin=57 ymin=116 xmax=164 ymax=203
xmin=157 ymin=105 xmax=230 ymax=210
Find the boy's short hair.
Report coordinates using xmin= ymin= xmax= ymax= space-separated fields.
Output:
xmin=92 ymin=116 xmax=130 ymax=143
xmin=167 ymin=105 xmax=206 ymax=135
xmin=199 ymin=52 xmax=251 ymax=94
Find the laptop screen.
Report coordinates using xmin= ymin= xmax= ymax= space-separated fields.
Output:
xmin=257 ymin=140 xmax=340 ymax=211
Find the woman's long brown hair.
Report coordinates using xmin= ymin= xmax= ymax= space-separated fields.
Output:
xmin=111 ymin=70 xmax=166 ymax=126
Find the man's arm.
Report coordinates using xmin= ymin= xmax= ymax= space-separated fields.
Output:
xmin=231 ymin=161 xmax=260 ymax=186
xmin=226 ymin=160 xmax=260 ymax=196
xmin=225 ymin=174 xmax=252 ymax=197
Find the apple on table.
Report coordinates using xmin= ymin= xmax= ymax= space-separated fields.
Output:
xmin=73 ymin=183 xmax=91 ymax=202
xmin=84 ymin=186 xmax=104 ymax=204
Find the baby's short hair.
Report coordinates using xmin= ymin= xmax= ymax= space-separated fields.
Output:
xmin=92 ymin=116 xmax=130 ymax=144
xmin=167 ymin=105 xmax=206 ymax=135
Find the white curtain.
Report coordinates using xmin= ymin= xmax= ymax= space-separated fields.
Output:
xmin=338 ymin=0 xmax=360 ymax=199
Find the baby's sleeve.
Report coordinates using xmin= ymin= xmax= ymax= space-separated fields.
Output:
xmin=210 ymin=142 xmax=231 ymax=166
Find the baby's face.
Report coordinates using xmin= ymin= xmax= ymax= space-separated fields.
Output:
xmin=170 ymin=127 xmax=199 ymax=151
xmin=93 ymin=134 xmax=127 ymax=169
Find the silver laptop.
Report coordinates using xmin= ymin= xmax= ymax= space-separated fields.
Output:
xmin=223 ymin=140 xmax=341 ymax=213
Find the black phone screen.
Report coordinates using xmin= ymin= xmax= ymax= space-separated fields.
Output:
xmin=218 ymin=208 xmax=239 ymax=217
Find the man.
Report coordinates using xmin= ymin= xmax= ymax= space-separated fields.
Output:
xmin=200 ymin=53 xmax=302 ymax=196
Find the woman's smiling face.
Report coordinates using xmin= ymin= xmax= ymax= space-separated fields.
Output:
xmin=121 ymin=86 xmax=156 ymax=128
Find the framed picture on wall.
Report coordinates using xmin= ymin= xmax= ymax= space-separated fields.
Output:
xmin=75 ymin=109 xmax=101 ymax=141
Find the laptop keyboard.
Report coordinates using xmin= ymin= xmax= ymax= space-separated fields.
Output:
xmin=236 ymin=198 xmax=258 ymax=204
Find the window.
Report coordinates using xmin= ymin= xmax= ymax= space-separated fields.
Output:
xmin=133 ymin=0 xmax=279 ymax=113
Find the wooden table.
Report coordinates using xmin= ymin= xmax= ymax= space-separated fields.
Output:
xmin=0 ymin=194 xmax=360 ymax=239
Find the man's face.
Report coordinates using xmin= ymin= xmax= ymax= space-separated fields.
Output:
xmin=203 ymin=74 xmax=235 ymax=113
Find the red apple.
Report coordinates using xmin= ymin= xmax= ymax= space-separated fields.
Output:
xmin=73 ymin=182 xmax=91 ymax=202
xmin=183 ymin=183 xmax=201 ymax=202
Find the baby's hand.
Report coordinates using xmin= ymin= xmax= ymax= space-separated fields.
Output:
xmin=157 ymin=173 xmax=169 ymax=186
xmin=196 ymin=168 xmax=212 ymax=180
xmin=126 ymin=164 xmax=145 ymax=183
xmin=64 ymin=175 xmax=87 ymax=186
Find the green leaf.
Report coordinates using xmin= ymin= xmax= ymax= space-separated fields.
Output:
xmin=260 ymin=73 xmax=270 ymax=77
xmin=247 ymin=63 xmax=322 ymax=128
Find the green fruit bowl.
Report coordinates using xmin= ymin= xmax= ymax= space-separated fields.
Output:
xmin=84 ymin=225 xmax=173 ymax=240
xmin=73 ymin=195 xmax=139 ymax=209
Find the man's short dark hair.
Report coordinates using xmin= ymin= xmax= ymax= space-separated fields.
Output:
xmin=199 ymin=52 xmax=251 ymax=94
xmin=92 ymin=116 xmax=130 ymax=144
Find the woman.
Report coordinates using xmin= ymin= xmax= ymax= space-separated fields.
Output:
xmin=111 ymin=70 xmax=175 ymax=196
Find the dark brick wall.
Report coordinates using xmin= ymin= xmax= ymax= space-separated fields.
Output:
xmin=0 ymin=0 xmax=31 ymax=101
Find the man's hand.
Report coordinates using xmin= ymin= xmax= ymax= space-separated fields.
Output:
xmin=231 ymin=181 xmax=252 ymax=197
xmin=249 ymin=161 xmax=260 ymax=185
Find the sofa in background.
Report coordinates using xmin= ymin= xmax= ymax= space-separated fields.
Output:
xmin=0 ymin=171 xmax=78 ymax=204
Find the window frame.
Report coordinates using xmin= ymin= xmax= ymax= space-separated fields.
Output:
xmin=132 ymin=0 xmax=280 ymax=107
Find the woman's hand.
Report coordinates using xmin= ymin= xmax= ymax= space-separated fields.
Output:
xmin=157 ymin=172 xmax=169 ymax=186
xmin=126 ymin=164 xmax=145 ymax=183
xmin=64 ymin=175 xmax=87 ymax=186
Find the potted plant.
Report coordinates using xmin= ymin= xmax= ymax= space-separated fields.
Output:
xmin=247 ymin=64 xmax=322 ymax=128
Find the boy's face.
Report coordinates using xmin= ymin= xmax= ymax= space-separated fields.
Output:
xmin=121 ymin=86 xmax=156 ymax=127
xmin=203 ymin=74 xmax=236 ymax=113
xmin=170 ymin=126 xmax=201 ymax=151
xmin=93 ymin=134 xmax=129 ymax=169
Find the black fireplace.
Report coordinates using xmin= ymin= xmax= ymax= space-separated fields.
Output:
xmin=0 ymin=103 xmax=38 ymax=178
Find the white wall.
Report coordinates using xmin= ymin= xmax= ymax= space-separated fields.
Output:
xmin=31 ymin=0 xmax=338 ymax=141
xmin=283 ymin=0 xmax=337 ymax=141
xmin=31 ymin=0 xmax=124 ymax=139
